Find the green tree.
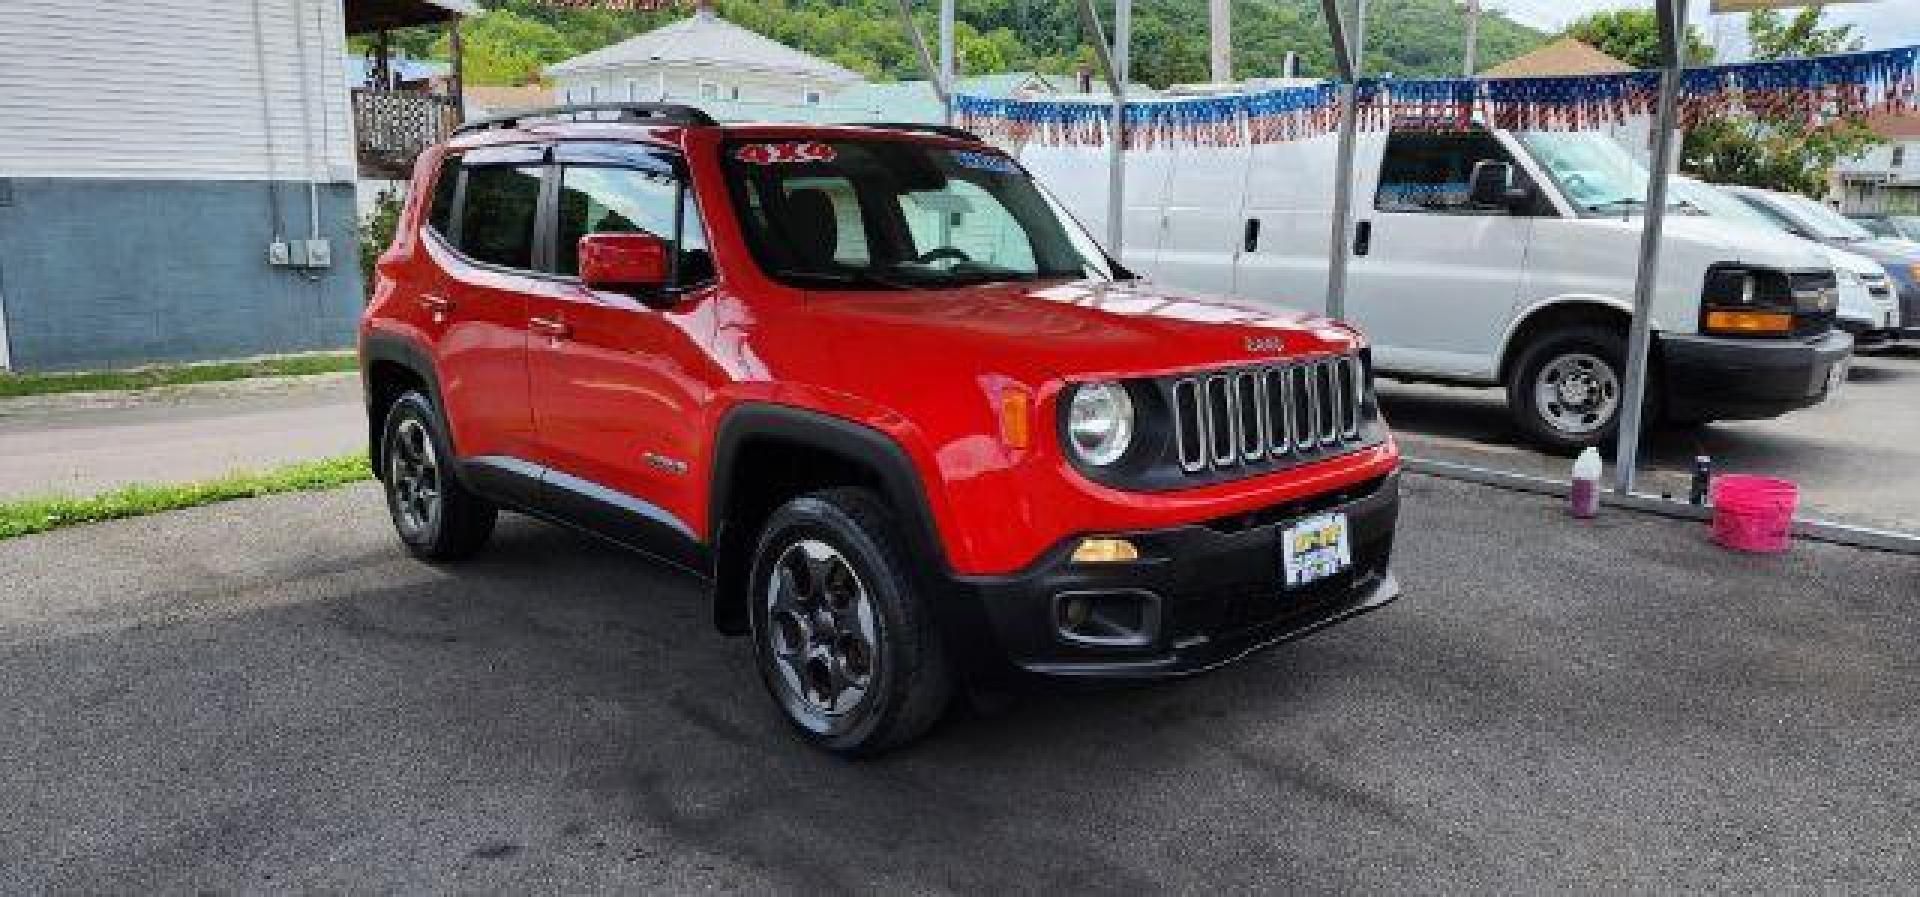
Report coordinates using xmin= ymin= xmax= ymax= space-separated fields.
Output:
xmin=1560 ymin=8 xmax=1714 ymax=69
xmin=1683 ymin=5 xmax=1879 ymax=197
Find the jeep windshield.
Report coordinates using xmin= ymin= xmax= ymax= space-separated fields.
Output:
xmin=721 ymin=138 xmax=1126 ymax=289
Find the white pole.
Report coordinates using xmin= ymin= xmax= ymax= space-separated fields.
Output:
xmin=1322 ymin=0 xmax=1365 ymax=320
xmin=938 ymin=0 xmax=956 ymax=124
xmin=1463 ymin=0 xmax=1481 ymax=76
xmin=1614 ymin=0 xmax=1688 ymax=495
xmin=1210 ymin=0 xmax=1231 ymax=84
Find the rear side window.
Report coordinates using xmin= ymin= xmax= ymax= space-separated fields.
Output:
xmin=458 ymin=165 xmax=542 ymax=269
xmin=426 ymin=156 xmax=461 ymax=237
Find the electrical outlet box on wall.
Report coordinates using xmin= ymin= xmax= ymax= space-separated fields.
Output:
xmin=267 ymin=240 xmax=292 ymax=266
xmin=302 ymin=238 xmax=332 ymax=268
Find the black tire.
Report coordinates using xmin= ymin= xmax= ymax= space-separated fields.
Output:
xmin=1505 ymin=325 xmax=1643 ymax=455
xmin=379 ymin=390 xmax=496 ymax=561
xmin=748 ymin=487 xmax=952 ymax=757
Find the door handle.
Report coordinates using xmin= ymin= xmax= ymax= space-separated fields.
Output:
xmin=1353 ymin=220 xmax=1373 ymax=257
xmin=529 ymin=316 xmax=571 ymax=340
xmin=1243 ymin=218 xmax=1261 ymax=253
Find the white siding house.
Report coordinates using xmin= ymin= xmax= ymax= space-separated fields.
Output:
xmin=1831 ymin=112 xmax=1920 ymax=214
xmin=0 ymin=0 xmax=471 ymax=371
xmin=545 ymin=6 xmax=865 ymax=120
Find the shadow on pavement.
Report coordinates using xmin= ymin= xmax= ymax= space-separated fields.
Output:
xmin=0 ymin=481 xmax=1915 ymax=891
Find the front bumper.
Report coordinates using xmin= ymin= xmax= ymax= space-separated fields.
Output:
xmin=1838 ymin=316 xmax=1902 ymax=348
xmin=940 ymin=470 xmax=1400 ymax=684
xmin=1660 ymin=329 xmax=1854 ymax=422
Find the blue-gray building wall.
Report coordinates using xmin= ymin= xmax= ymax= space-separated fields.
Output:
xmin=0 ymin=178 xmax=363 ymax=372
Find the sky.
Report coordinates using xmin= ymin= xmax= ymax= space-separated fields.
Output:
xmin=1487 ymin=0 xmax=1920 ymax=59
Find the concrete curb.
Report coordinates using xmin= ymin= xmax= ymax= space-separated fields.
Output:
xmin=1406 ymin=456 xmax=1920 ymax=557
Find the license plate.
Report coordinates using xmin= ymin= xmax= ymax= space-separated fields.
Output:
xmin=1282 ymin=512 xmax=1352 ymax=588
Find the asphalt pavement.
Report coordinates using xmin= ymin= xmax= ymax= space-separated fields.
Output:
xmin=3 ymin=475 xmax=1914 ymax=892
xmin=1385 ymin=349 xmax=1920 ymax=533
xmin=0 ymin=374 xmax=364 ymax=500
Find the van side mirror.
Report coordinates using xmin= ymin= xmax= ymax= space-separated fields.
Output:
xmin=1468 ymin=160 xmax=1531 ymax=213
xmin=579 ymin=231 xmax=673 ymax=307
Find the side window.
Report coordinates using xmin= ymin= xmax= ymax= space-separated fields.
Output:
xmin=1375 ymin=132 xmax=1517 ymax=214
xmin=427 ymin=155 xmax=461 ymax=237
xmin=554 ymin=164 xmax=714 ymax=284
xmin=458 ymin=164 xmax=542 ymax=269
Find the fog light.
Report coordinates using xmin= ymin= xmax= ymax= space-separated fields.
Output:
xmin=1060 ymin=596 xmax=1092 ymax=629
xmin=1071 ymin=537 xmax=1139 ymax=563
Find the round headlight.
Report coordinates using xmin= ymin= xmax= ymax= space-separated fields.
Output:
xmin=1067 ymin=382 xmax=1135 ymax=466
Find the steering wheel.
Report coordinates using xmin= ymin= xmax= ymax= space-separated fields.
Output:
xmin=914 ymin=246 xmax=973 ymax=265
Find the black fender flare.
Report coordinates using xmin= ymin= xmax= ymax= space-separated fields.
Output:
xmin=707 ymin=403 xmax=953 ymax=634
xmin=359 ymin=330 xmax=449 ymax=474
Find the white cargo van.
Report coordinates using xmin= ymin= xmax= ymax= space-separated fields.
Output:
xmin=1024 ymin=124 xmax=1854 ymax=451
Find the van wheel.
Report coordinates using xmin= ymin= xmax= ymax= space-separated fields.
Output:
xmin=748 ymin=488 xmax=952 ymax=757
xmin=380 ymin=391 xmax=496 ymax=561
xmin=1507 ymin=326 xmax=1639 ymax=455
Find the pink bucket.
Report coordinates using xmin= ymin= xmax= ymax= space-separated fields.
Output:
xmin=1710 ymin=475 xmax=1798 ymax=553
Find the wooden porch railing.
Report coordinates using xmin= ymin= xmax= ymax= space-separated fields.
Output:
xmin=353 ymin=88 xmax=460 ymax=177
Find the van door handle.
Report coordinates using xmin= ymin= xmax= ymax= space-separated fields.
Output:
xmin=1353 ymin=220 xmax=1373 ymax=257
xmin=529 ymin=316 xmax=571 ymax=340
xmin=1243 ymin=218 xmax=1261 ymax=253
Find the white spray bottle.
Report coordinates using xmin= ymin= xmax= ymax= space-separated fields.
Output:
xmin=1570 ymin=447 xmax=1602 ymax=519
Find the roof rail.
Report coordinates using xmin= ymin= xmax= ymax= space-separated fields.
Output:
xmin=452 ymin=102 xmax=717 ymax=137
xmin=847 ymin=122 xmax=983 ymax=143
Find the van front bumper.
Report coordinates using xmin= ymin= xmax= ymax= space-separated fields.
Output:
xmin=1660 ymin=329 xmax=1854 ymax=422
xmin=938 ymin=471 xmax=1400 ymax=685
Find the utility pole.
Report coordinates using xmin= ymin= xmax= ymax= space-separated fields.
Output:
xmin=1210 ymin=0 xmax=1231 ymax=83
xmin=1462 ymin=0 xmax=1482 ymax=76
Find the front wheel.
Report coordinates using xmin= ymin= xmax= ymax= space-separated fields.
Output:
xmin=748 ymin=488 xmax=951 ymax=757
xmin=1506 ymin=325 xmax=1645 ymax=455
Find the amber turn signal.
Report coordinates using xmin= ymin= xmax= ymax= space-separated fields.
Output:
xmin=1704 ymin=310 xmax=1793 ymax=335
xmin=998 ymin=388 xmax=1031 ymax=450
xmin=1071 ymin=537 xmax=1140 ymax=563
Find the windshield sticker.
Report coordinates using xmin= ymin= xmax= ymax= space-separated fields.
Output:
xmin=734 ymin=142 xmax=837 ymax=165
xmin=951 ymin=150 xmax=1019 ymax=174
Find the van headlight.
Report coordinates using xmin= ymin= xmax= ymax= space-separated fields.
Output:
xmin=1065 ymin=382 xmax=1135 ymax=466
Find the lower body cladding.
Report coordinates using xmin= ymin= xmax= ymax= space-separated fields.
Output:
xmin=1659 ymin=329 xmax=1854 ymax=422
xmin=942 ymin=471 xmax=1400 ymax=684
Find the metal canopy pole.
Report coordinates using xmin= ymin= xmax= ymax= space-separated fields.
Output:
xmin=1321 ymin=0 xmax=1365 ymax=319
xmin=1614 ymin=0 xmax=1688 ymax=495
xmin=1075 ymin=0 xmax=1129 ymax=253
xmin=938 ymin=0 xmax=957 ymax=123
xmin=896 ymin=0 xmax=948 ymax=109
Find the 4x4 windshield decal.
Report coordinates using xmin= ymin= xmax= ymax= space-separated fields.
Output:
xmin=734 ymin=142 xmax=837 ymax=165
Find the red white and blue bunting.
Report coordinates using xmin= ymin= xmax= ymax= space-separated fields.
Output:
xmin=955 ymin=45 xmax=1919 ymax=147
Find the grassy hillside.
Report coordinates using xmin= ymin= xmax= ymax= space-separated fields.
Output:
xmin=391 ymin=0 xmax=1545 ymax=88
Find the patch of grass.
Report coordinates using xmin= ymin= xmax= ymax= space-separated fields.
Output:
xmin=0 ymin=352 xmax=358 ymax=399
xmin=0 ymin=454 xmax=374 ymax=540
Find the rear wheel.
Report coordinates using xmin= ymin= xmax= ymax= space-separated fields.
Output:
xmin=1507 ymin=326 xmax=1639 ymax=455
xmin=381 ymin=391 xmax=496 ymax=561
xmin=748 ymin=488 xmax=951 ymax=756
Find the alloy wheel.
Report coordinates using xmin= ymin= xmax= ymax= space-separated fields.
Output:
xmin=764 ymin=538 xmax=882 ymax=728
xmin=388 ymin=417 xmax=441 ymax=538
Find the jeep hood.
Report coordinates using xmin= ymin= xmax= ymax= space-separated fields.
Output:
xmin=807 ymin=279 xmax=1359 ymax=382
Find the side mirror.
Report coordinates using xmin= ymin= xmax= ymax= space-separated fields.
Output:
xmin=579 ymin=231 xmax=672 ymax=306
xmin=1468 ymin=160 xmax=1531 ymax=213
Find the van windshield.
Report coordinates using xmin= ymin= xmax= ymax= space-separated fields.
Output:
xmin=1517 ymin=131 xmax=1698 ymax=217
xmin=720 ymin=139 xmax=1124 ymax=290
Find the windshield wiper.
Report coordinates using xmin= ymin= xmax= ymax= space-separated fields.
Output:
xmin=771 ymin=269 xmax=925 ymax=291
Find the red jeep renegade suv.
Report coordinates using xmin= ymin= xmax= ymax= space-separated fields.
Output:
xmin=361 ymin=104 xmax=1402 ymax=755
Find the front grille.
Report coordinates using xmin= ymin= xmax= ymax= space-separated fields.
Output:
xmin=1170 ymin=355 xmax=1369 ymax=476
xmin=1789 ymin=271 xmax=1839 ymax=337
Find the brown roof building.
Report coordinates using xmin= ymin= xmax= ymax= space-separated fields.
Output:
xmin=1483 ymin=38 xmax=1636 ymax=78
